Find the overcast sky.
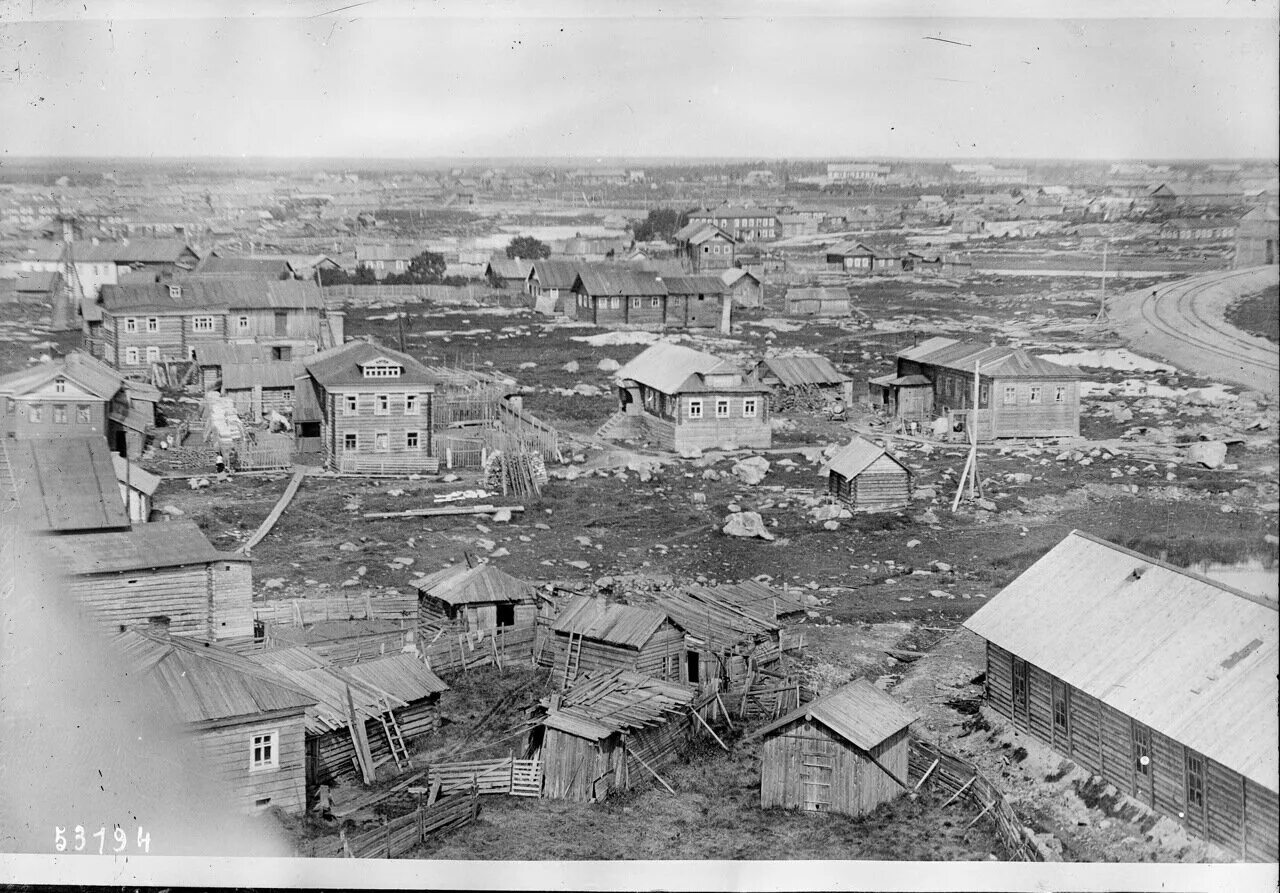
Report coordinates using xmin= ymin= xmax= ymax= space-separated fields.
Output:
xmin=1 ymin=1 xmax=1276 ymax=160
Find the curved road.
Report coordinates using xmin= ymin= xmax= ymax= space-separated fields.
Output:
xmin=1109 ymin=267 xmax=1280 ymax=399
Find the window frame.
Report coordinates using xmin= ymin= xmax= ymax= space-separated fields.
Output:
xmin=742 ymin=397 xmax=758 ymax=418
xmin=686 ymin=399 xmax=703 ymax=420
xmin=1003 ymin=385 xmax=1017 ymax=406
xmin=52 ymin=404 xmax=67 ymax=424
xmin=54 ymin=377 xmax=66 ymax=394
xmin=123 ymin=317 xmax=137 ymax=333
xmin=125 ymin=347 xmax=140 ymax=365
xmin=374 ymin=431 xmax=390 ymax=453
xmin=191 ymin=316 xmax=215 ymax=333
xmin=406 ymin=430 xmax=420 ymax=450
xmin=249 ymin=730 xmax=279 ymax=772
xmin=1054 ymin=385 xmax=1067 ymax=404
xmin=1029 ymin=386 xmax=1042 ymax=404
xmin=145 ymin=346 xmax=161 ymax=363
xmin=404 ymin=394 xmax=417 ymax=415
xmin=631 ymin=296 xmax=641 ymax=309
xmin=343 ymin=395 xmax=358 ymax=415
xmin=374 ymin=394 xmax=390 ymax=416
xmin=146 ymin=317 xmax=159 ymax=333
xmin=28 ymin=403 xmax=43 ymax=423
xmin=237 ymin=315 xmax=250 ymax=330
xmin=76 ymin=404 xmax=91 ymax=424
xmin=343 ymin=432 xmax=358 ymax=451
xmin=715 ymin=398 xmax=730 ymax=419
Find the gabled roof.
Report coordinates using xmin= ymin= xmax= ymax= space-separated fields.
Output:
xmin=112 ymin=453 xmax=162 ymax=496
xmin=100 ymin=279 xmax=322 ymax=312
xmin=652 ymin=587 xmax=779 ymax=653
xmin=415 ymin=561 xmax=536 ymax=606
xmin=71 ymin=238 xmax=199 ymax=265
xmin=191 ymin=255 xmax=295 ymax=278
xmin=897 ymin=337 xmax=1085 ymax=380
xmin=551 ymin=595 xmax=676 ymax=648
xmin=33 ymin=519 xmax=245 ymax=574
xmin=660 ymin=274 xmax=726 ymax=296
xmin=821 ymin=437 xmax=909 ymax=479
xmin=1 ymin=436 xmax=130 ymax=532
xmin=615 ymin=341 xmax=739 ymax=395
xmin=720 ymin=267 xmax=761 ymax=287
xmin=574 ymin=267 xmax=667 ymax=297
xmin=674 ymin=221 xmax=734 ymax=245
xmin=746 ymin=678 xmax=919 ymax=751
xmin=116 ymin=629 xmax=315 ymax=726
xmin=535 ymin=669 xmax=696 ymax=740
xmin=0 ymin=350 xmax=123 ymax=400
xmin=303 ymin=340 xmax=439 ymax=389
xmin=485 ymin=256 xmax=534 ymax=279
xmin=756 ymin=354 xmax=849 ymax=388
xmin=529 ymin=259 xmax=583 ymax=289
xmin=964 ymin=531 xmax=1278 ymax=792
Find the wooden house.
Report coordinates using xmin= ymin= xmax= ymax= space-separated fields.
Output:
xmin=651 ymin=586 xmax=781 ymax=689
xmin=111 ymin=453 xmax=160 ymax=523
xmin=785 ymin=286 xmax=850 ymax=316
xmin=31 ymin=519 xmax=253 ymax=641
xmin=2 ymin=436 xmax=132 ymax=534
xmin=746 ymin=678 xmax=919 ymax=816
xmin=720 ymin=267 xmax=764 ymax=308
xmin=194 ymin=342 xmax=280 ymax=391
xmin=611 ymin=341 xmax=772 ymax=452
xmin=567 ymin=267 xmax=668 ymax=326
xmin=548 ymin=595 xmax=688 ymax=685
xmin=825 ymin=241 xmax=901 ymax=274
xmin=1234 ymin=205 xmax=1278 ymax=268
xmin=484 ymin=256 xmax=535 ymax=289
xmin=964 ymin=531 xmax=1278 ymax=861
xmin=416 ymin=560 xmax=538 ymax=634
xmin=222 ymin=361 xmax=300 ymax=420
xmin=299 ymin=340 xmax=439 ymax=474
xmin=820 ymin=437 xmax=911 ymax=512
xmin=658 ymin=274 xmax=726 ymax=329
xmin=115 ymin=628 xmax=315 ymax=815
xmin=525 ymin=259 xmax=583 ymax=314
xmin=190 ymin=254 xmax=297 ymax=279
xmin=686 ymin=207 xmax=778 ymax=242
xmin=246 ymin=646 xmax=447 ymax=790
xmin=353 ymin=243 xmax=416 ymax=280
xmin=753 ymin=354 xmax=854 ymax=407
xmin=868 ymin=336 xmax=1085 ymax=440
xmin=673 ymin=221 xmax=737 ymax=273
xmin=525 ymin=670 xmax=699 ymax=802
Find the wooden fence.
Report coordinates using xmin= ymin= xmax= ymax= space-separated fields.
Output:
xmin=254 ymin=594 xmax=418 ymax=625
xmin=232 ymin=445 xmax=294 ymax=472
xmin=337 ymin=454 xmax=442 ymax=475
xmin=321 ymin=283 xmax=499 ymax=308
xmin=417 ymin=757 xmax=543 ymax=798
xmin=333 ymin=792 xmax=481 ymax=858
xmin=908 ymin=737 xmax=1046 ymax=862
xmin=419 ymin=623 xmax=537 ymax=674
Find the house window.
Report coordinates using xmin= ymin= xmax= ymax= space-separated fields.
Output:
xmin=54 ymin=377 xmax=66 ymax=394
xmin=362 ymin=361 xmax=402 ymax=378
xmin=406 ymin=431 xmax=419 ymax=449
xmin=979 ymin=385 xmax=989 ymax=407
xmin=28 ymin=403 xmax=43 ymax=423
xmin=192 ymin=316 xmax=214 ymax=332
xmin=651 ymin=297 xmax=660 ymax=308
xmin=1132 ymin=722 xmax=1152 ymax=778
xmin=1055 ymin=386 xmax=1067 ymax=403
xmin=631 ymin=296 xmax=640 ymax=309
xmin=343 ymin=433 xmax=357 ymax=451
xmin=124 ymin=318 xmax=137 ymax=333
xmin=146 ymin=317 xmax=159 ymax=333
xmin=238 ymin=315 xmax=250 ymax=330
xmin=743 ymin=397 xmax=758 ymax=417
xmin=5 ymin=398 xmax=13 ymax=415
xmin=249 ymin=731 xmax=278 ymax=772
xmin=715 ymin=398 xmax=730 ymax=418
xmin=609 ymin=296 xmax=620 ymax=310
xmin=375 ymin=394 xmax=390 ymax=415
xmin=1185 ymin=750 xmax=1205 ymax=811
xmin=405 ymin=394 xmax=417 ymax=414
xmin=1003 ymin=386 xmax=1017 ymax=405
xmin=687 ymin=399 xmax=703 ymax=420
xmin=146 ymin=346 xmax=160 ymax=363
xmin=344 ymin=395 xmax=358 ymax=415
xmin=52 ymin=404 xmax=67 ymax=424
xmin=126 ymin=347 xmax=140 ymax=365
xmin=374 ymin=432 xmax=389 ymax=452
xmin=1029 ymin=386 xmax=1042 ymax=404
xmin=76 ymin=404 xmax=91 ymax=424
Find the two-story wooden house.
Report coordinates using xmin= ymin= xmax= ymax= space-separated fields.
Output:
xmin=299 ymin=340 xmax=439 ymax=474
xmin=611 ymin=341 xmax=772 ymax=452
xmin=673 ymin=222 xmax=737 ymax=272
xmin=687 ymin=208 xmax=778 ymax=242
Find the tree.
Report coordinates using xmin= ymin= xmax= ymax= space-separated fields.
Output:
xmin=632 ymin=207 xmax=691 ymax=242
xmin=383 ymin=251 xmax=447 ymax=285
xmin=505 ymin=235 xmax=551 ymax=260
xmin=317 ymin=264 xmax=377 ymax=286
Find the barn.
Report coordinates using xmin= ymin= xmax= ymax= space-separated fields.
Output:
xmin=415 ymin=560 xmax=538 ymax=635
xmin=524 ymin=669 xmax=700 ymax=802
xmin=964 ymin=531 xmax=1278 ymax=861
xmin=651 ymin=585 xmax=782 ymax=689
xmin=747 ymin=678 xmax=919 ymax=816
xmin=821 ymin=437 xmax=912 ymax=512
xmin=548 ymin=595 xmax=688 ymax=686
xmin=753 ymin=354 xmax=854 ymax=408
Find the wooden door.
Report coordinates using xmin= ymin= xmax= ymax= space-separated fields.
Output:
xmin=1051 ymin=678 xmax=1070 ymax=750
xmin=1131 ymin=721 xmax=1155 ymax=807
xmin=1183 ymin=749 xmax=1206 ymax=835
xmin=1011 ymin=657 xmax=1030 ymax=730
xmin=800 ymin=736 xmax=835 ymax=812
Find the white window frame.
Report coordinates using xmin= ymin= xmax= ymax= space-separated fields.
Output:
xmin=374 ymin=431 xmax=390 ymax=453
xmin=191 ymin=316 xmax=215 ymax=333
xmin=237 ymin=315 xmax=250 ymax=330
xmin=54 ymin=377 xmax=66 ymax=394
xmin=651 ymin=296 xmax=661 ymax=308
xmin=405 ymin=394 xmax=417 ymax=414
xmin=145 ymin=346 xmax=161 ymax=363
xmin=125 ymin=347 xmax=140 ymax=365
xmin=76 ymin=404 xmax=91 ymax=424
xmin=1029 ymin=386 xmax=1042 ymax=405
xmin=609 ymin=296 xmax=620 ymax=310
xmin=146 ymin=317 xmax=159 ymax=333
xmin=687 ymin=399 xmax=703 ymax=420
xmin=52 ymin=404 xmax=67 ymax=424
xmin=343 ymin=395 xmax=358 ymax=415
xmin=715 ymin=398 xmax=730 ymax=419
xmin=406 ymin=430 xmax=420 ymax=450
xmin=124 ymin=317 xmax=138 ymax=333
xmin=1003 ymin=386 xmax=1017 ymax=406
xmin=743 ymin=397 xmax=758 ymax=418
xmin=249 ymin=730 xmax=279 ymax=772
xmin=631 ymin=296 xmax=641 ymax=309
xmin=343 ymin=432 xmax=358 ymax=451
xmin=375 ymin=394 xmax=390 ymax=416
xmin=1054 ymin=386 xmax=1067 ymax=404
xmin=29 ymin=403 xmax=43 ymax=423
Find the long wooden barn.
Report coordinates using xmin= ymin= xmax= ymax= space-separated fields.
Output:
xmin=964 ymin=531 xmax=1278 ymax=861
xmin=820 ymin=437 xmax=911 ymax=512
xmin=548 ymin=595 xmax=688 ymax=686
xmin=416 ymin=560 xmax=538 ymax=634
xmin=746 ymin=678 xmax=919 ymax=816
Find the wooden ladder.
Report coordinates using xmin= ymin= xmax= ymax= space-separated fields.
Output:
xmin=378 ymin=699 xmax=412 ymax=770
xmin=562 ymin=632 xmax=583 ymax=688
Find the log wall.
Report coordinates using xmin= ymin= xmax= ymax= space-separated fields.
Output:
xmin=194 ymin=711 xmax=308 ymax=814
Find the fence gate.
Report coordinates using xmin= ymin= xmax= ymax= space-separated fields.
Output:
xmin=800 ymin=736 xmax=835 ymax=811
xmin=510 ymin=759 xmax=543 ymax=797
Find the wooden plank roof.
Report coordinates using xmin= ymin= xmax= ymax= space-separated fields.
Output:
xmin=415 ymin=561 xmax=536 ymax=606
xmin=303 ymin=340 xmax=439 ymax=389
xmin=1 ymin=436 xmax=131 ymax=533
xmin=746 ymin=677 xmax=919 ymax=751
xmin=964 ymin=531 xmax=1278 ymax=792
xmin=34 ymin=519 xmax=246 ymax=574
xmin=0 ymin=350 xmax=124 ymax=401
xmin=574 ymin=267 xmax=668 ymax=297
xmin=537 ymin=669 xmax=696 ymax=740
xmin=897 ymin=337 xmax=1085 ymax=380
xmin=651 ymin=586 xmax=779 ymax=653
xmin=821 ymin=437 xmax=909 ymax=480
xmin=111 ymin=453 xmax=162 ymax=497
xmin=615 ymin=341 xmax=738 ymax=396
xmin=756 ymin=354 xmax=849 ymax=388
xmin=530 ymin=259 xmax=585 ymax=289
xmin=100 ymin=279 xmax=321 ymax=312
xmin=550 ymin=595 xmax=676 ymax=648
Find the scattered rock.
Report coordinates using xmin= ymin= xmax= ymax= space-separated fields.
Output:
xmin=679 ymin=446 xmax=704 ymax=460
xmin=263 ymin=578 xmax=286 ymax=590
xmin=339 ymin=541 xmax=359 ymax=552
xmin=387 ymin=488 xmax=406 ymax=497
xmin=489 ymin=547 xmax=510 ymax=558
xmin=355 ymin=566 xmax=367 ymax=577
xmin=906 ymin=539 xmax=921 ymax=549
xmin=565 ymin=559 xmax=591 ymax=570
xmin=491 ymin=508 xmax=514 ymax=523
xmin=1005 ymin=473 xmax=1033 ymax=485
xmin=975 ymin=498 xmax=997 ymax=512
xmin=731 ymin=456 xmax=771 ymax=485
xmin=562 ymin=360 xmax=580 ymax=373
xmin=160 ymin=505 xmax=185 ymax=517
xmin=722 ymin=511 xmax=775 ymax=540
xmin=822 ymin=520 xmax=840 ymax=531
xmin=474 ymin=538 xmax=496 ymax=552
xmin=809 ymin=504 xmax=842 ymax=522
xmin=1187 ymin=441 xmax=1228 ymax=469
xmin=596 ymin=358 xmax=621 ymax=372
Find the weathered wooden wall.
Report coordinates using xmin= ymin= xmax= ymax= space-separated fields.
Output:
xmin=194 ymin=711 xmax=308 ymax=814
xmin=759 ymin=718 xmax=908 ymax=817
xmin=211 ymin=560 xmax=253 ymax=639
xmin=310 ymin=699 xmax=440 ymax=787
xmin=68 ymin=565 xmax=214 ymax=638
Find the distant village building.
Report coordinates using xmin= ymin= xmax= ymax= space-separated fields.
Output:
xmin=1149 ymin=182 xmax=1242 ymax=210
xmin=353 ymin=244 xmax=416 ymax=279
xmin=824 ymin=241 xmax=901 ymax=274
xmin=673 ymin=222 xmax=737 ymax=272
xmin=610 ymin=341 xmax=772 ymax=451
xmin=785 ymin=286 xmax=850 ymax=316
xmin=415 ymin=560 xmax=538 ymax=635
xmin=827 ymin=162 xmax=892 ymax=183
xmin=687 ymin=207 xmax=778 ymax=242
xmin=965 ymin=531 xmax=1278 ymax=861
xmin=1159 ymin=218 xmax=1237 ymax=242
xmin=752 ymin=354 xmax=853 ymax=405
xmin=1234 ymin=205 xmax=1279 ymax=267
xmin=747 ymin=678 xmax=919 ymax=816
xmin=720 ymin=267 xmax=764 ymax=308
xmin=566 ymin=268 xmax=725 ymax=330
xmin=525 ymin=259 xmax=583 ymax=314
xmin=868 ymin=336 xmax=1084 ymax=440
xmin=548 ymin=595 xmax=688 ymax=684
xmin=484 ymin=256 xmax=535 ymax=289
xmin=821 ymin=437 xmax=912 ymax=512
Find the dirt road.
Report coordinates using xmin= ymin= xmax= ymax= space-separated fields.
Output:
xmin=1109 ymin=267 xmax=1280 ymax=398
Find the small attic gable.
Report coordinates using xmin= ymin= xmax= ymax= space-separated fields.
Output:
xmin=359 ymin=357 xmax=403 ymax=378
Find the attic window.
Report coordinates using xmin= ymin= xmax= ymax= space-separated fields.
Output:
xmin=168 ymin=284 xmax=182 ymax=299
xmin=361 ymin=359 xmax=402 ymax=378
xmin=54 ymin=377 xmax=66 ymax=394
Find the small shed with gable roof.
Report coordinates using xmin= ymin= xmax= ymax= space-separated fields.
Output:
xmin=821 ymin=436 xmax=912 ymax=512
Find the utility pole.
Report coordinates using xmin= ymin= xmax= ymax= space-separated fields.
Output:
xmin=1094 ymin=241 xmax=1111 ymax=325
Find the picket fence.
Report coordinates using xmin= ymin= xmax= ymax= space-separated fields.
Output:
xmin=332 ymin=792 xmax=481 ymax=858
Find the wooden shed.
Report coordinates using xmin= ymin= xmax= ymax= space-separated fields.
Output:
xmin=820 ymin=437 xmax=912 ymax=512
xmin=651 ymin=585 xmax=782 ymax=689
xmin=964 ymin=531 xmax=1278 ymax=861
xmin=524 ymin=670 xmax=699 ymax=802
xmin=747 ymin=678 xmax=919 ymax=816
xmin=415 ymin=560 xmax=538 ymax=634
xmin=548 ymin=594 xmax=688 ymax=686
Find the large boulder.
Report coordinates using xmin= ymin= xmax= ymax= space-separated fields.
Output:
xmin=1187 ymin=441 xmax=1228 ymax=469
xmin=722 ymin=511 xmax=775 ymax=541
xmin=597 ymin=358 xmax=621 ymax=373
xmin=731 ymin=456 xmax=771 ymax=485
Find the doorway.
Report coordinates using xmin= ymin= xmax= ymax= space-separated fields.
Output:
xmin=495 ymin=602 xmax=515 ymax=628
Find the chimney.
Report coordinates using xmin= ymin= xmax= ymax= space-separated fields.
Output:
xmin=595 ymin=592 xmax=609 ymax=616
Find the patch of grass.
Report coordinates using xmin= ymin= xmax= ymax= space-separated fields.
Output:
xmin=1225 ymin=284 xmax=1279 ymax=344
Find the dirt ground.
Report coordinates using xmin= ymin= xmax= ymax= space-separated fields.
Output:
xmin=1226 ymin=283 xmax=1280 ymax=344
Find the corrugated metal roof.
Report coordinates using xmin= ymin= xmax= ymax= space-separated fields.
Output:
xmin=304 ymin=340 xmax=439 ymax=389
xmin=615 ymin=341 xmax=738 ymax=395
xmin=100 ymin=279 xmax=322 ymax=313
xmin=551 ymin=595 xmax=674 ymax=648
xmin=574 ymin=267 xmax=667 ymax=297
xmin=898 ymin=337 xmax=1086 ymax=380
xmin=963 ymin=531 xmax=1278 ymax=792
xmin=757 ymin=354 xmax=849 ymax=388
xmin=415 ymin=562 xmax=535 ymax=606
xmin=2 ymin=436 xmax=130 ymax=532
xmin=117 ymin=629 xmax=315 ymax=726
xmin=747 ymin=678 xmax=919 ymax=751
xmin=34 ymin=519 xmax=246 ymax=575
xmin=112 ymin=453 xmax=162 ymax=497
xmin=821 ymin=437 xmax=909 ymax=479
xmin=536 ymin=669 xmax=696 ymax=739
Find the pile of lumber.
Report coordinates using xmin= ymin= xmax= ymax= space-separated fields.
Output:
xmin=337 ymin=791 xmax=481 ymax=858
xmin=484 ymin=449 xmax=547 ymax=499
xmin=768 ymin=383 xmax=830 ymax=414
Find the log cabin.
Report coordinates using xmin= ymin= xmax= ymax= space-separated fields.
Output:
xmin=525 ymin=669 xmax=699 ymax=802
xmin=115 ymin=627 xmax=315 ymax=815
xmin=746 ymin=678 xmax=919 ymax=816
xmin=651 ymin=586 xmax=782 ymax=690
xmin=964 ymin=531 xmax=1278 ymax=861
xmin=720 ymin=267 xmax=763 ymax=308
xmin=610 ymin=341 xmax=772 ymax=452
xmin=784 ymin=286 xmax=851 ymax=316
xmin=416 ymin=560 xmax=538 ymax=635
xmin=548 ymin=595 xmax=688 ymax=685
xmin=821 ymin=437 xmax=912 ymax=512
xmin=868 ymin=336 xmax=1085 ymax=440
